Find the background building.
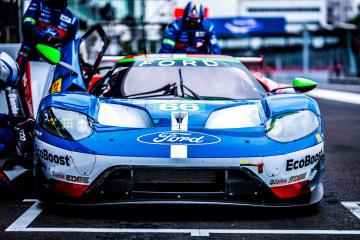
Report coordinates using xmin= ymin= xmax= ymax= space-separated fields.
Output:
xmin=1 ymin=0 xmax=360 ymax=77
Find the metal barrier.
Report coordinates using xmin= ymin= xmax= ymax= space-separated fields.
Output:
xmin=329 ymin=76 xmax=360 ymax=85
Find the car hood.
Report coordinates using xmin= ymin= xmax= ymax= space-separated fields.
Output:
xmin=36 ymin=92 xmax=321 ymax=157
xmin=98 ymin=98 xmax=265 ymax=128
xmin=39 ymin=92 xmax=320 ymax=127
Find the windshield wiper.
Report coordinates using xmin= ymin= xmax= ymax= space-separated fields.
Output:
xmin=178 ymin=69 xmax=202 ymax=100
xmin=123 ymin=83 xmax=178 ymax=98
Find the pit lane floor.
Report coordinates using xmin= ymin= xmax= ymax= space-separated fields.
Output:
xmin=0 ymin=96 xmax=360 ymax=240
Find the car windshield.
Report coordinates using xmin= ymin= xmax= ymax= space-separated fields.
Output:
xmin=97 ymin=58 xmax=266 ymax=100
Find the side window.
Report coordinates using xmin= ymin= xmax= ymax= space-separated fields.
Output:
xmin=79 ymin=31 xmax=103 ymax=67
xmin=79 ymin=25 xmax=109 ymax=85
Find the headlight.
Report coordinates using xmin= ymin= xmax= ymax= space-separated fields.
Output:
xmin=205 ymin=104 xmax=261 ymax=129
xmin=98 ymin=103 xmax=153 ymax=128
xmin=265 ymin=110 xmax=319 ymax=142
xmin=40 ymin=107 xmax=93 ymax=140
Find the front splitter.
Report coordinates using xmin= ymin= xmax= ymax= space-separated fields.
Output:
xmin=40 ymin=183 xmax=323 ymax=208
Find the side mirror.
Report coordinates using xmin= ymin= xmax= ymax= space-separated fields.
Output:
xmin=36 ymin=44 xmax=60 ymax=65
xmin=292 ymin=78 xmax=317 ymax=93
xmin=35 ymin=44 xmax=78 ymax=75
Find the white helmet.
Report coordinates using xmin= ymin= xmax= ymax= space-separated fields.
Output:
xmin=0 ymin=52 xmax=20 ymax=89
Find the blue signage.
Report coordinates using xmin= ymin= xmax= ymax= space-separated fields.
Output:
xmin=137 ymin=131 xmax=221 ymax=145
xmin=210 ymin=17 xmax=286 ymax=37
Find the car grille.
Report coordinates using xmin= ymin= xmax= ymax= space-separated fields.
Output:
xmin=133 ymin=169 xmax=224 ymax=192
xmin=85 ymin=167 xmax=266 ymax=201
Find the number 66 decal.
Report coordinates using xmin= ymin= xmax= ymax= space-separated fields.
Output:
xmin=159 ymin=103 xmax=202 ymax=111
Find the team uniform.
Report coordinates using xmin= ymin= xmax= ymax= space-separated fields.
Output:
xmin=160 ymin=17 xmax=221 ymax=54
xmin=17 ymin=0 xmax=78 ymax=75
xmin=0 ymin=52 xmax=19 ymax=158
xmin=0 ymin=114 xmax=13 ymax=190
xmin=0 ymin=115 xmax=15 ymax=157
xmin=0 ymin=0 xmax=77 ymax=166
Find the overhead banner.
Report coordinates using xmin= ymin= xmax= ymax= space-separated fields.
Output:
xmin=210 ymin=17 xmax=286 ymax=37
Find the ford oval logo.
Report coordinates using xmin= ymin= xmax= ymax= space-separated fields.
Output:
xmin=137 ymin=131 xmax=221 ymax=145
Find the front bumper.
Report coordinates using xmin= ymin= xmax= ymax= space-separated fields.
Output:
xmin=35 ymin=138 xmax=324 ymax=207
xmin=39 ymin=167 xmax=324 ymax=207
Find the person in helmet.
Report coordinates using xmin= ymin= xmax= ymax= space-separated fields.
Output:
xmin=159 ymin=1 xmax=221 ymax=54
xmin=17 ymin=0 xmax=78 ymax=77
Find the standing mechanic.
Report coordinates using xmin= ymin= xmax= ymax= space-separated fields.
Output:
xmin=17 ymin=0 xmax=78 ymax=76
xmin=0 ymin=0 xmax=78 ymax=170
xmin=159 ymin=1 xmax=221 ymax=54
xmin=15 ymin=0 xmax=79 ymax=157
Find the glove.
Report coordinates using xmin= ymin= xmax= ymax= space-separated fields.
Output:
xmin=185 ymin=46 xmax=200 ymax=54
xmin=16 ymin=118 xmax=35 ymax=130
xmin=14 ymin=118 xmax=35 ymax=168
xmin=0 ymin=115 xmax=30 ymax=127
xmin=200 ymin=45 xmax=211 ymax=54
xmin=14 ymin=127 xmax=33 ymax=157
xmin=0 ymin=114 xmax=17 ymax=127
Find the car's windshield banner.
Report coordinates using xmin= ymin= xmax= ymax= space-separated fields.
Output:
xmin=118 ymin=58 xmax=240 ymax=67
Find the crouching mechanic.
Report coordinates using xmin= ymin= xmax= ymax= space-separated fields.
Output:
xmin=159 ymin=1 xmax=221 ymax=54
xmin=0 ymin=114 xmax=14 ymax=191
xmin=0 ymin=53 xmax=35 ymax=170
xmin=0 ymin=52 xmax=20 ymax=164
xmin=17 ymin=0 xmax=78 ymax=76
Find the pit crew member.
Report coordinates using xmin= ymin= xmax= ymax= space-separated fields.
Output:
xmin=17 ymin=0 xmax=78 ymax=77
xmin=159 ymin=1 xmax=221 ymax=54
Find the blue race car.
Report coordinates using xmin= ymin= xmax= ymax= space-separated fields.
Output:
xmin=34 ymin=47 xmax=324 ymax=206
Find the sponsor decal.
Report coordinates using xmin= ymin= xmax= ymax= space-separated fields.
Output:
xmin=269 ymin=179 xmax=287 ymax=185
xmin=137 ymin=60 xmax=219 ymax=67
xmin=240 ymin=159 xmax=250 ymax=164
xmin=60 ymin=21 xmax=68 ymax=28
xmin=18 ymin=129 xmax=27 ymax=141
xmin=39 ymin=18 xmax=51 ymax=24
xmin=40 ymin=13 xmax=51 ymax=18
xmin=36 ymin=147 xmax=71 ymax=166
xmin=8 ymin=92 xmax=20 ymax=115
xmin=51 ymin=78 xmax=62 ymax=93
xmin=269 ymin=172 xmax=307 ymax=185
xmin=43 ymin=26 xmax=60 ymax=37
xmin=315 ymin=133 xmax=323 ymax=143
xmin=66 ymin=175 xmax=89 ymax=184
xmin=286 ymin=149 xmax=323 ymax=171
xmin=60 ymin=14 xmax=72 ymax=24
xmin=137 ymin=131 xmax=221 ymax=145
xmin=288 ymin=172 xmax=306 ymax=183
xmin=51 ymin=171 xmax=65 ymax=180
xmin=51 ymin=171 xmax=89 ymax=184
xmin=195 ymin=31 xmax=206 ymax=37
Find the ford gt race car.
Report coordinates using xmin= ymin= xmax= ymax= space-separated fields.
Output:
xmin=33 ymin=48 xmax=324 ymax=206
